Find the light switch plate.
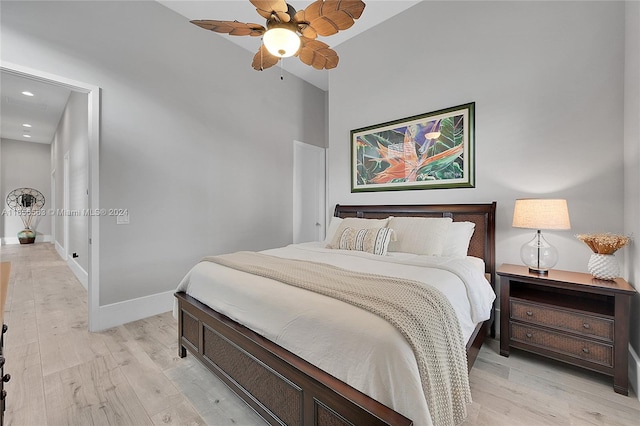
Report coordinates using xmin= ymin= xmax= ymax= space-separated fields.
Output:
xmin=116 ymin=213 xmax=130 ymax=225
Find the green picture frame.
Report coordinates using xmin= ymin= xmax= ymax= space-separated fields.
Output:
xmin=351 ymin=102 xmax=475 ymax=192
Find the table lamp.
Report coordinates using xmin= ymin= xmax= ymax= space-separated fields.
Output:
xmin=512 ymin=199 xmax=571 ymax=274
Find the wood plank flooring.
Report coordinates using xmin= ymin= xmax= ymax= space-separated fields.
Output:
xmin=1 ymin=243 xmax=639 ymax=425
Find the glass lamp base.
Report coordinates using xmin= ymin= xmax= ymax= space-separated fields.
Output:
xmin=520 ymin=230 xmax=558 ymax=274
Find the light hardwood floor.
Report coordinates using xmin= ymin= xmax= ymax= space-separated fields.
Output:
xmin=1 ymin=243 xmax=639 ymax=426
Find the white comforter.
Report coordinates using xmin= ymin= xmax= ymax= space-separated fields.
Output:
xmin=175 ymin=242 xmax=495 ymax=426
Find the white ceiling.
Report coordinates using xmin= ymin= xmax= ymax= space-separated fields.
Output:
xmin=0 ymin=71 xmax=71 ymax=145
xmin=158 ymin=0 xmax=421 ymax=91
xmin=0 ymin=1 xmax=419 ymax=146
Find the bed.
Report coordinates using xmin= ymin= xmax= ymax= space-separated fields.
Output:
xmin=174 ymin=203 xmax=496 ymax=426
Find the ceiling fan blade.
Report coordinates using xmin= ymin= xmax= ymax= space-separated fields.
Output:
xmin=298 ymin=0 xmax=365 ymax=37
xmin=252 ymin=44 xmax=280 ymax=70
xmin=297 ymin=37 xmax=339 ymax=70
xmin=299 ymin=24 xmax=318 ymax=39
xmin=295 ymin=14 xmax=318 ymax=40
xmin=250 ymin=0 xmax=291 ymax=22
xmin=191 ymin=20 xmax=265 ymax=36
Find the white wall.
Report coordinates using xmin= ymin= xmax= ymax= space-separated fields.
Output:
xmin=0 ymin=1 xmax=326 ymax=311
xmin=624 ymin=0 xmax=640 ymax=378
xmin=328 ymin=1 xmax=625 ymax=273
xmin=0 ymin=139 xmax=52 ymax=243
xmin=329 ymin=0 xmax=638 ymax=388
xmin=51 ymin=91 xmax=89 ymax=275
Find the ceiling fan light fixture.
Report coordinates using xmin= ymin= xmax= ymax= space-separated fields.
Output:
xmin=191 ymin=0 xmax=366 ymax=71
xmin=263 ymin=26 xmax=300 ymax=58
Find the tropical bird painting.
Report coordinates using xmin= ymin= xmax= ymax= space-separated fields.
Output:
xmin=353 ymin=110 xmax=470 ymax=191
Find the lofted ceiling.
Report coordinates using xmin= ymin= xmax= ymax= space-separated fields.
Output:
xmin=158 ymin=0 xmax=421 ymax=91
xmin=0 ymin=1 xmax=420 ymax=146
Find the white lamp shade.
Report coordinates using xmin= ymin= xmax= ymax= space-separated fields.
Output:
xmin=512 ymin=199 xmax=571 ymax=230
xmin=263 ymin=28 xmax=301 ymax=58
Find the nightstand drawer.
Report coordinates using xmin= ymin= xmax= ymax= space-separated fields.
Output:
xmin=511 ymin=299 xmax=613 ymax=341
xmin=511 ymin=323 xmax=613 ymax=367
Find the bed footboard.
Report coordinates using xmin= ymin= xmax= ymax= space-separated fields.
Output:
xmin=176 ymin=291 xmax=413 ymax=426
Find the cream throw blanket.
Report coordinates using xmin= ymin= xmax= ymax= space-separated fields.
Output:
xmin=203 ymin=251 xmax=472 ymax=426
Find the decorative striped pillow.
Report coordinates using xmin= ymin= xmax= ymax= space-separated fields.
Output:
xmin=326 ymin=217 xmax=390 ymax=249
xmin=337 ymin=227 xmax=394 ymax=256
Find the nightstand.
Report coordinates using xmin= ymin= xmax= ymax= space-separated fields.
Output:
xmin=497 ymin=263 xmax=637 ymax=395
xmin=0 ymin=262 xmax=10 ymax=425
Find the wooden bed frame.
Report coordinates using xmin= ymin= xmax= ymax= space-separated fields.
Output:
xmin=175 ymin=203 xmax=496 ymax=426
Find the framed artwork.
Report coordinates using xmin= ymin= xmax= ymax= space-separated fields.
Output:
xmin=351 ymin=102 xmax=475 ymax=192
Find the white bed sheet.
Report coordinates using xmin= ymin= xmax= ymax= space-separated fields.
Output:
xmin=175 ymin=242 xmax=495 ymax=426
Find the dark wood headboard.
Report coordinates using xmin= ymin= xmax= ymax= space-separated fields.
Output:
xmin=334 ymin=203 xmax=497 ymax=285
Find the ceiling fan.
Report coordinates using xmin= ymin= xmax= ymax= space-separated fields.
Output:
xmin=191 ymin=0 xmax=366 ymax=71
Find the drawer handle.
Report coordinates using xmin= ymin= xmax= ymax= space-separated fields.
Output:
xmin=583 ymin=323 xmax=591 ymax=329
xmin=526 ymin=332 xmax=533 ymax=338
xmin=582 ymin=347 xmax=590 ymax=354
xmin=526 ymin=311 xmax=533 ymax=316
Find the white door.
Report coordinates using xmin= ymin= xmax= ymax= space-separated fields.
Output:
xmin=293 ymin=141 xmax=326 ymax=243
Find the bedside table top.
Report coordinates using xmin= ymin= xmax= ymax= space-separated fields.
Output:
xmin=497 ymin=263 xmax=637 ymax=295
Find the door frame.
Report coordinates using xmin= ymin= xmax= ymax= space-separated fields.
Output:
xmin=1 ymin=61 xmax=101 ymax=332
xmin=63 ymin=152 xmax=70 ymax=259
xmin=50 ymin=169 xmax=56 ymax=244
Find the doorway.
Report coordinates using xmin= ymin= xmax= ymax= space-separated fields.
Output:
xmin=293 ymin=140 xmax=326 ymax=243
xmin=0 ymin=61 xmax=100 ymax=331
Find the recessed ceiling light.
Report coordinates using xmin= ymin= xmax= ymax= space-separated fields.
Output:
xmin=21 ymin=91 xmax=34 ymax=97
xmin=22 ymin=123 xmax=32 ymax=128
xmin=23 ymin=134 xmax=32 ymax=138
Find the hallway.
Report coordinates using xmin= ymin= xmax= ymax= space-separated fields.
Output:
xmin=0 ymin=243 xmax=265 ymax=425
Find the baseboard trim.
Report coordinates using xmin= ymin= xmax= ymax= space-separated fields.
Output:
xmin=55 ymin=241 xmax=66 ymax=260
xmin=1 ymin=234 xmax=53 ymax=245
xmin=629 ymin=343 xmax=640 ymax=401
xmin=95 ymin=290 xmax=174 ymax=331
xmin=67 ymin=257 xmax=88 ymax=290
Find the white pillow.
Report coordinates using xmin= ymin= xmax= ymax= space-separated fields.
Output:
xmin=442 ymin=221 xmax=476 ymax=257
xmin=387 ymin=216 xmax=452 ymax=255
xmin=337 ymin=227 xmax=395 ymax=255
xmin=324 ymin=216 xmax=344 ymax=243
xmin=326 ymin=217 xmax=390 ymax=249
